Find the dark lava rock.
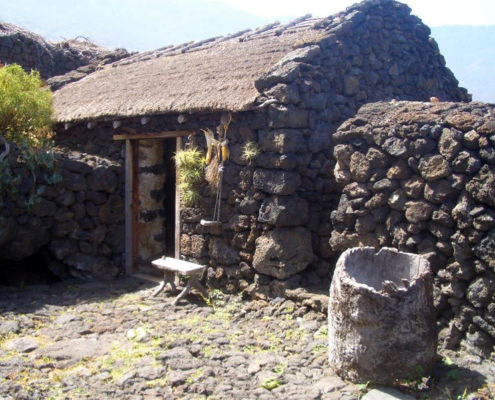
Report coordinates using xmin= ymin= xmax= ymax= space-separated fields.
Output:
xmin=253 ymin=227 xmax=313 ymax=279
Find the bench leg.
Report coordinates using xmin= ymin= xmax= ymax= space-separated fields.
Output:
xmin=152 ymin=279 xmax=166 ymax=298
xmin=152 ymin=271 xmax=177 ymax=298
xmin=191 ymin=278 xmax=208 ymax=299
xmin=172 ymin=279 xmax=193 ymax=305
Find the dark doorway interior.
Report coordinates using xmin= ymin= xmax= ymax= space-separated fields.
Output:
xmin=163 ymin=138 xmax=176 ymax=257
xmin=0 ymin=249 xmax=61 ymax=287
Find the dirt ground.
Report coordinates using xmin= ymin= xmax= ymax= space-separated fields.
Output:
xmin=0 ymin=278 xmax=493 ymax=399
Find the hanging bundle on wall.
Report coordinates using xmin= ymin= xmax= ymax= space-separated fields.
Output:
xmin=200 ymin=113 xmax=231 ymax=228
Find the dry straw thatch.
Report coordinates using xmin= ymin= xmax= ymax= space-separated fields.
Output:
xmin=52 ymin=15 xmax=327 ymax=123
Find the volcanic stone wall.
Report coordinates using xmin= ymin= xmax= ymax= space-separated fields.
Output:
xmin=329 ymin=101 xmax=495 ymax=358
xmin=0 ymin=21 xmax=130 ymax=86
xmin=0 ymin=131 xmax=125 ymax=280
xmin=94 ymin=0 xmax=473 ymax=297
xmin=241 ymin=0 xmax=471 ymax=294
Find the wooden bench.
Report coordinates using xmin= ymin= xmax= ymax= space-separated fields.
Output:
xmin=151 ymin=257 xmax=207 ymax=305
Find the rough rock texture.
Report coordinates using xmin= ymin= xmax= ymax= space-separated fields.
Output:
xmin=150 ymin=0 xmax=472 ymax=300
xmin=0 ymin=136 xmax=124 ymax=280
xmin=331 ymin=101 xmax=495 ymax=359
xmin=1 ymin=278 xmax=493 ymax=399
xmin=253 ymin=228 xmax=313 ymax=279
xmin=328 ymin=247 xmax=436 ymax=385
xmin=4 ymin=0 xmax=487 ymax=363
xmin=0 ymin=21 xmax=130 ymax=86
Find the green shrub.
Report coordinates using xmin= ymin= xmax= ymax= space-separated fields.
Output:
xmin=0 ymin=64 xmax=56 ymax=202
xmin=0 ymin=64 xmax=53 ymax=148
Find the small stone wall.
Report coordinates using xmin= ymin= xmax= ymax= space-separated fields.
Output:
xmin=329 ymin=101 xmax=495 ymax=358
xmin=0 ymin=21 xmax=130 ymax=85
xmin=0 ymin=139 xmax=125 ymax=280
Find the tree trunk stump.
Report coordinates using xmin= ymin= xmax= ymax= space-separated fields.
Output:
xmin=328 ymin=247 xmax=437 ymax=385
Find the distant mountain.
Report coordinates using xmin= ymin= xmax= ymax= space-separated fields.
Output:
xmin=431 ymin=25 xmax=495 ymax=102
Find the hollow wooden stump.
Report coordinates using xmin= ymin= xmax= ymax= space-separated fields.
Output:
xmin=328 ymin=247 xmax=437 ymax=385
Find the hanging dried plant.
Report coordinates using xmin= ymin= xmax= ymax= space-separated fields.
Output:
xmin=174 ymin=147 xmax=205 ymax=207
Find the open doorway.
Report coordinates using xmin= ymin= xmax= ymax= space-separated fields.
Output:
xmin=114 ymin=130 xmax=190 ymax=280
xmin=135 ymin=138 xmax=177 ymax=276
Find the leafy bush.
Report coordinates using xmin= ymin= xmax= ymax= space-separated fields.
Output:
xmin=0 ymin=64 xmax=56 ymax=203
xmin=0 ymin=64 xmax=53 ymax=148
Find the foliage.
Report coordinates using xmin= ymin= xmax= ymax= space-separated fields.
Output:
xmin=260 ymin=363 xmax=286 ymax=391
xmin=260 ymin=377 xmax=282 ymax=391
xmin=0 ymin=64 xmax=57 ymax=204
xmin=174 ymin=147 xmax=205 ymax=207
xmin=0 ymin=156 xmax=19 ymax=195
xmin=0 ymin=64 xmax=53 ymax=148
xmin=242 ymin=141 xmax=260 ymax=162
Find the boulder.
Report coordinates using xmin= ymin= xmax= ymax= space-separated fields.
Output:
xmin=268 ymin=105 xmax=308 ymax=129
xmin=64 ymin=254 xmax=115 ymax=279
xmin=86 ymin=167 xmax=118 ymax=194
xmin=255 ymin=61 xmax=301 ymax=91
xmin=382 ymin=137 xmax=408 ymax=158
xmin=438 ymin=128 xmax=461 ymax=161
xmin=253 ymin=169 xmax=301 ymax=195
xmin=258 ymin=195 xmax=308 ymax=226
xmin=98 ymin=195 xmax=124 ymax=224
xmin=423 ymin=180 xmax=457 ymax=204
xmin=264 ymin=83 xmax=300 ymax=104
xmin=33 ymin=199 xmax=57 ymax=217
xmin=256 ymin=153 xmax=297 ymax=170
xmin=405 ymin=200 xmax=433 ymax=223
xmin=466 ymin=165 xmax=495 ymax=207
xmin=466 ymin=277 xmax=493 ymax=308
xmin=474 ymin=229 xmax=495 ymax=269
xmin=259 ymin=129 xmax=305 ymax=154
xmin=418 ymin=155 xmax=451 ymax=181
xmin=253 ymin=227 xmax=313 ymax=279
xmin=0 ymin=226 xmax=50 ymax=261
xmin=349 ymin=152 xmax=371 ymax=182
xmin=181 ymin=234 xmax=207 ymax=258
xmin=209 ymin=238 xmax=240 ymax=265
xmin=452 ymin=151 xmax=482 ymax=174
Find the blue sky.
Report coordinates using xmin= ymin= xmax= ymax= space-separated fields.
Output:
xmin=2 ymin=0 xmax=494 ymax=50
xmin=210 ymin=0 xmax=495 ymax=26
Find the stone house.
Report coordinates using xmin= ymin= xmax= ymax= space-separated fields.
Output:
xmin=51 ymin=0 xmax=469 ymax=292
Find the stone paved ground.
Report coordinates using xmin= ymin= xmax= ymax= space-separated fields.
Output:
xmin=0 ymin=278 xmax=493 ymax=400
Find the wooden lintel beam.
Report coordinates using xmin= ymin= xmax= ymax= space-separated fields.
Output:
xmin=113 ymin=130 xmax=194 ymax=141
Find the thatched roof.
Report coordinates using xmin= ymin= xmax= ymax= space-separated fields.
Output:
xmin=52 ymin=0 xmax=408 ymax=123
xmin=53 ymin=15 xmax=327 ymax=123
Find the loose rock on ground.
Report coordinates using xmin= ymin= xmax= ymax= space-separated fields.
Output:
xmin=0 ymin=278 xmax=493 ymax=399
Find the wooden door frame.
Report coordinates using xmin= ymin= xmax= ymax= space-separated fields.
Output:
xmin=114 ymin=130 xmax=192 ymax=276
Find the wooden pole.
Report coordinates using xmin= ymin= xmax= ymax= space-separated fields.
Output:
xmin=124 ymin=139 xmax=133 ymax=275
xmin=175 ymin=136 xmax=182 ymax=259
xmin=132 ymin=140 xmax=140 ymax=271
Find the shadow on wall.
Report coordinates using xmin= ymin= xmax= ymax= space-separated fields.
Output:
xmin=0 ymin=247 xmax=61 ymax=286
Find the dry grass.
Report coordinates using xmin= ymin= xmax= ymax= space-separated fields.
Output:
xmin=52 ymin=16 xmax=326 ymax=122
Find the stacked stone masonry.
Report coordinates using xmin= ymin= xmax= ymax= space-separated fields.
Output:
xmin=330 ymin=101 xmax=495 ymax=359
xmin=0 ymin=129 xmax=125 ymax=280
xmin=0 ymin=21 xmax=131 ymax=87
xmin=3 ymin=0 xmax=492 ymax=358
